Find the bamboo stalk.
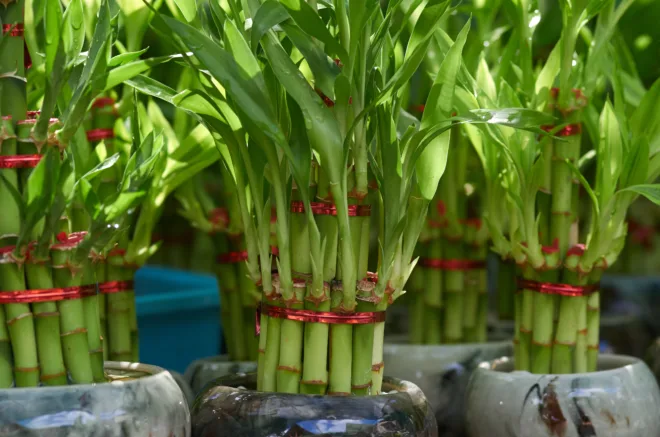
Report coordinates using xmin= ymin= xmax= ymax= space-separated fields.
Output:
xmin=26 ymin=261 xmax=67 ymax=386
xmin=276 ymin=190 xmax=307 ymax=393
xmin=105 ymin=260 xmax=133 ymax=362
xmin=424 ymin=236 xmax=443 ymax=344
xmin=301 ymin=169 xmax=335 ymax=395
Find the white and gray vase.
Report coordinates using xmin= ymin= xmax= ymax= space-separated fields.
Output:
xmin=384 ymin=341 xmax=512 ymax=437
xmin=465 ymin=354 xmax=660 ymax=437
xmin=0 ymin=362 xmax=190 ymax=437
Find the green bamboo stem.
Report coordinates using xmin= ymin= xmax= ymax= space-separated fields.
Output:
xmin=257 ymin=310 xmax=268 ymax=390
xmin=214 ymin=234 xmax=244 ymax=360
xmin=496 ymin=257 xmax=515 ymax=320
xmin=276 ymin=190 xmax=307 ymax=393
xmin=95 ymin=261 xmax=108 ymax=361
xmin=443 ymin=238 xmax=464 ymax=343
xmin=0 ymin=303 xmax=12 ymax=388
xmin=1 ymin=8 xmax=39 ymax=383
xmin=1 ymin=260 xmax=39 ymax=387
xmin=51 ymin=248 xmax=94 ymax=384
xmin=351 ymin=188 xmax=373 ymax=395
xmin=424 ymin=237 xmax=443 ymax=344
xmin=301 ymin=170 xmax=336 ymax=395
xmin=262 ymin=310 xmax=281 ymax=392
xmin=79 ymin=262 xmax=104 ymax=381
xmin=105 ymin=260 xmax=133 ymax=362
xmin=517 ymin=266 xmax=535 ymax=371
xmin=574 ymin=294 xmax=588 ymax=373
xmin=551 ymin=267 xmax=582 ymax=374
xmin=549 ymin=129 xmax=581 ymax=374
xmin=408 ymin=250 xmax=425 ymax=344
xmin=587 ymin=270 xmax=603 ymax=372
xmin=531 ymin=251 xmax=559 ymax=374
xmin=238 ymin=257 xmax=259 ymax=360
xmin=0 ymin=120 xmax=21 ymax=239
xmin=26 ymin=261 xmax=67 ymax=386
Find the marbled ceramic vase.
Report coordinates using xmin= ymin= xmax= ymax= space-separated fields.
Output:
xmin=383 ymin=341 xmax=512 ymax=437
xmin=465 ymin=354 xmax=660 ymax=437
xmin=183 ymin=354 xmax=256 ymax=395
xmin=192 ymin=373 xmax=437 ymax=437
xmin=0 ymin=362 xmax=190 ymax=436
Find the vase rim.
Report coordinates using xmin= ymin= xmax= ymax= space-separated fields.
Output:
xmin=203 ymin=372 xmax=426 ymax=400
xmin=478 ymin=353 xmax=644 ymax=377
xmin=0 ymin=361 xmax=171 ymax=393
xmin=385 ymin=339 xmax=512 ymax=349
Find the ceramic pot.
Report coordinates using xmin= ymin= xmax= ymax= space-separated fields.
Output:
xmin=466 ymin=354 xmax=660 ymax=437
xmin=192 ymin=372 xmax=437 ymax=436
xmin=0 ymin=361 xmax=190 ymax=436
xmin=383 ymin=341 xmax=512 ymax=436
xmin=183 ymin=354 xmax=256 ymax=395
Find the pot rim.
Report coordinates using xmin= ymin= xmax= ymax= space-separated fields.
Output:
xmin=477 ymin=353 xmax=643 ymax=377
xmin=384 ymin=339 xmax=513 ymax=350
xmin=183 ymin=354 xmax=256 ymax=384
xmin=0 ymin=361 xmax=170 ymax=393
xmin=204 ymin=372 xmax=427 ymax=402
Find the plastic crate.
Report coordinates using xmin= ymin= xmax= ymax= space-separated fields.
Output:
xmin=135 ymin=266 xmax=221 ymax=374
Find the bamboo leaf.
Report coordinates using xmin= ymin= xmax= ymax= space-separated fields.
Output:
xmin=172 ymin=0 xmax=197 ymax=22
xmin=108 ymin=48 xmax=149 ymax=66
xmin=44 ymin=0 xmax=63 ymax=75
xmin=281 ymin=22 xmax=340 ymax=99
xmin=278 ymin=0 xmax=348 ymax=63
xmin=62 ymin=0 xmax=85 ymax=61
xmin=596 ymin=102 xmax=623 ymax=207
xmin=250 ymin=1 xmax=289 ymax=51
xmin=96 ymin=54 xmax=181 ymax=91
xmin=155 ymin=15 xmax=288 ymax=156
xmin=620 ymin=137 xmax=649 ymax=189
xmin=617 ymin=184 xmax=660 ymax=206
xmin=630 ymin=78 xmax=660 ymax=155
xmin=415 ymin=20 xmax=470 ymax=200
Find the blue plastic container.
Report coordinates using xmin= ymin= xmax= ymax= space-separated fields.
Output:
xmin=134 ymin=266 xmax=222 ymax=374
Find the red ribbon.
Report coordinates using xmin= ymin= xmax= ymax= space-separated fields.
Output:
xmin=51 ymin=231 xmax=87 ymax=250
xmin=86 ymin=128 xmax=114 ymax=142
xmin=290 ymin=201 xmax=371 ymax=217
xmin=2 ymin=23 xmax=23 ymax=37
xmin=0 ymin=155 xmax=42 ymax=169
xmin=92 ymin=98 xmax=115 ymax=109
xmin=541 ymin=124 xmax=582 ymax=137
xmin=107 ymin=248 xmax=126 ymax=258
xmin=26 ymin=111 xmax=40 ymax=119
xmin=271 ymin=246 xmax=279 ymax=256
xmin=99 ymin=280 xmax=134 ymax=294
xmin=209 ymin=208 xmax=229 ymax=227
xmin=217 ymin=251 xmax=248 ymax=264
xmin=256 ymin=303 xmax=386 ymax=335
xmin=0 ymin=284 xmax=95 ymax=304
xmin=421 ymin=258 xmax=486 ymax=270
xmin=517 ymin=278 xmax=599 ymax=297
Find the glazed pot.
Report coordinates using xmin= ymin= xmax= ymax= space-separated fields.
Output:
xmin=466 ymin=354 xmax=660 ymax=437
xmin=384 ymin=340 xmax=512 ymax=436
xmin=183 ymin=354 xmax=256 ymax=395
xmin=0 ymin=361 xmax=190 ymax=436
xmin=192 ymin=372 xmax=437 ymax=436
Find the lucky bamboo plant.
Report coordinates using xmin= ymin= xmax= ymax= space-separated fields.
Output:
xmin=0 ymin=0 xmax=175 ymax=385
xmin=464 ymin=0 xmax=660 ymax=374
xmin=132 ymin=0 xmax=553 ymax=396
